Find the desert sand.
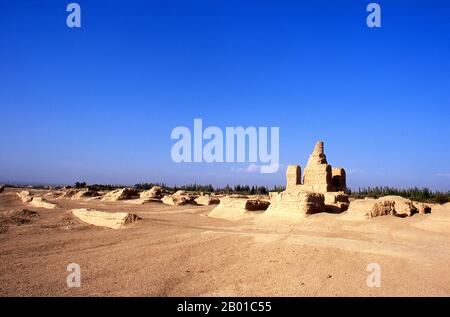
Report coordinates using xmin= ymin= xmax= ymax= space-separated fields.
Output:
xmin=1 ymin=186 xmax=450 ymax=297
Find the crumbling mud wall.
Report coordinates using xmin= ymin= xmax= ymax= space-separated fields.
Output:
xmin=266 ymin=141 xmax=349 ymax=217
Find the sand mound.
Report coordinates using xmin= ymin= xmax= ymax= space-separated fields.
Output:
xmin=140 ymin=186 xmax=163 ymax=199
xmin=194 ymin=195 xmax=220 ymax=206
xmin=15 ymin=191 xmax=57 ymax=209
xmin=17 ymin=190 xmax=33 ymax=203
xmin=208 ymin=197 xmax=270 ymax=220
xmin=0 ymin=209 xmax=39 ymax=233
xmin=59 ymin=188 xmax=78 ymax=198
xmin=341 ymin=196 xmax=432 ymax=220
xmin=377 ymin=196 xmax=420 ymax=216
xmin=71 ymin=189 xmax=101 ymax=200
xmin=430 ymin=202 xmax=450 ymax=211
xmin=162 ymin=192 xmax=196 ymax=206
xmin=71 ymin=208 xmax=141 ymax=229
xmin=102 ymin=188 xmax=139 ymax=201
xmin=369 ymin=196 xmax=431 ymax=218
xmin=29 ymin=197 xmax=57 ymax=209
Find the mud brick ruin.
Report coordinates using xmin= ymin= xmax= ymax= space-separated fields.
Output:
xmin=267 ymin=141 xmax=350 ymax=216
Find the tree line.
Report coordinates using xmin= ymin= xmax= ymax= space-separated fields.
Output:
xmin=69 ymin=182 xmax=450 ymax=203
xmin=134 ymin=182 xmax=285 ymax=195
xmin=348 ymin=186 xmax=450 ymax=203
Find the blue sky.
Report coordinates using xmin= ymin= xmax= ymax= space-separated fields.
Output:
xmin=1 ymin=0 xmax=449 ymax=190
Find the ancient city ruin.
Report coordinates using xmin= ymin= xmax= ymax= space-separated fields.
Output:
xmin=206 ymin=141 xmax=351 ymax=219
xmin=209 ymin=140 xmax=431 ymax=220
xmin=6 ymin=141 xmax=431 ymax=225
xmin=0 ymin=140 xmax=445 ymax=298
xmin=266 ymin=141 xmax=350 ymax=217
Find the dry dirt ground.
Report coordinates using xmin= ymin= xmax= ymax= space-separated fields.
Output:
xmin=1 ymin=188 xmax=449 ymax=296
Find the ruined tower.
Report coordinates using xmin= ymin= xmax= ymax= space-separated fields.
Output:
xmin=302 ymin=141 xmax=334 ymax=193
xmin=286 ymin=165 xmax=301 ymax=190
xmin=266 ymin=141 xmax=349 ymax=217
xmin=331 ymin=168 xmax=347 ymax=192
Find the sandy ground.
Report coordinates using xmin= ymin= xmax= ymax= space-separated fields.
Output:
xmin=1 ymin=188 xmax=450 ymax=297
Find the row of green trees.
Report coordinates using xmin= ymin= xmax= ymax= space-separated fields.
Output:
xmin=74 ymin=182 xmax=122 ymax=191
xmin=72 ymin=181 xmax=449 ymax=203
xmin=348 ymin=186 xmax=450 ymax=203
xmin=134 ymin=182 xmax=285 ymax=195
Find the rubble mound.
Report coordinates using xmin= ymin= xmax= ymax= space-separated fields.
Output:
xmin=102 ymin=188 xmax=139 ymax=201
xmin=368 ymin=200 xmax=397 ymax=218
xmin=29 ymin=197 xmax=57 ymax=209
xmin=140 ymin=186 xmax=163 ymax=200
xmin=418 ymin=203 xmax=432 ymax=215
xmin=17 ymin=190 xmax=33 ymax=203
xmin=16 ymin=191 xmax=57 ymax=209
xmin=71 ymin=208 xmax=141 ymax=229
xmin=378 ymin=196 xmax=423 ymax=217
xmin=369 ymin=196 xmax=432 ymax=218
xmin=194 ymin=195 xmax=220 ymax=206
xmin=162 ymin=191 xmax=196 ymax=206
xmin=342 ymin=196 xmax=432 ymax=220
xmin=71 ymin=189 xmax=101 ymax=200
xmin=59 ymin=188 xmax=78 ymax=199
xmin=244 ymin=199 xmax=271 ymax=211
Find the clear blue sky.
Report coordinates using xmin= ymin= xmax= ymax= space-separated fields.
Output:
xmin=1 ymin=0 xmax=449 ymax=190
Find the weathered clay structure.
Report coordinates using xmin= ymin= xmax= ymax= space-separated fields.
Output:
xmin=195 ymin=194 xmax=220 ymax=206
xmin=266 ymin=141 xmax=349 ymax=216
xmin=71 ymin=208 xmax=141 ymax=229
xmin=140 ymin=186 xmax=163 ymax=200
xmin=288 ymin=141 xmax=347 ymax=193
xmin=71 ymin=189 xmax=101 ymax=200
xmin=162 ymin=190 xmax=196 ymax=206
xmin=101 ymin=188 xmax=139 ymax=201
xmin=16 ymin=190 xmax=57 ymax=209
xmin=341 ymin=196 xmax=432 ymax=220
